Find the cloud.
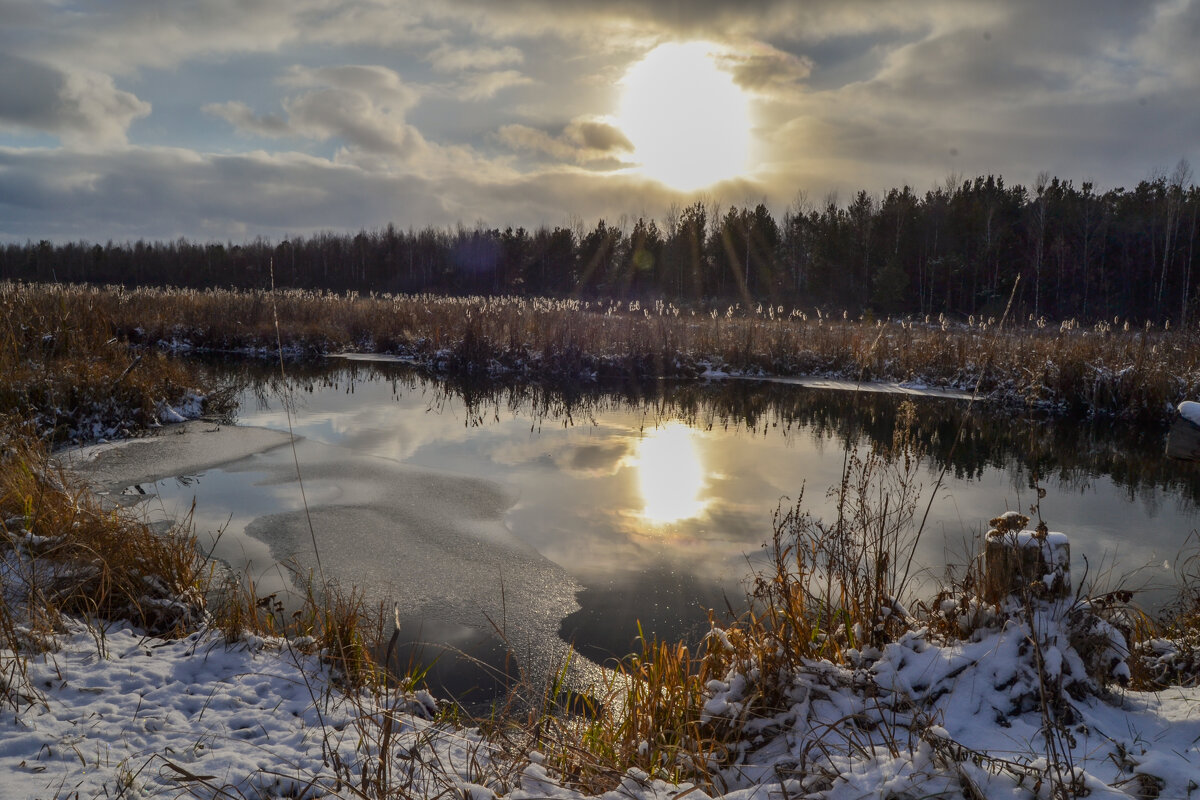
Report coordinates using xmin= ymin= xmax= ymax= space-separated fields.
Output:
xmin=282 ymin=64 xmax=418 ymax=102
xmin=498 ymin=117 xmax=632 ymax=166
xmin=0 ymin=141 xmax=731 ymax=242
xmin=1130 ymin=0 xmax=1200 ymax=87
xmin=566 ymin=119 xmax=633 ymax=152
xmin=717 ymin=44 xmax=812 ymax=94
xmin=206 ymin=64 xmax=423 ymax=160
xmin=0 ymin=53 xmax=149 ymax=146
xmin=0 ymin=1 xmax=445 ymax=78
xmin=742 ymin=0 xmax=1200 ymax=196
xmin=439 ymin=0 xmax=793 ymax=39
xmin=204 ymin=102 xmax=291 ymax=138
xmin=301 ymin=2 xmax=446 ymax=48
xmin=455 ymin=70 xmax=535 ymax=101
xmin=497 ymin=124 xmax=577 ymax=161
xmin=427 ymin=43 xmax=524 ymax=73
xmin=0 ymin=145 xmax=443 ymax=241
xmin=434 ymin=0 xmax=974 ymax=43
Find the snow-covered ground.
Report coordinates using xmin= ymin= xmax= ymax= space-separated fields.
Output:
xmin=1181 ymin=401 xmax=1200 ymax=426
xmin=4 ymin=600 xmax=1200 ymax=799
xmin=0 ymin=621 xmax=465 ymax=799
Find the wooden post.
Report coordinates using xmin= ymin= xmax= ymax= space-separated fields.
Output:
xmin=983 ymin=512 xmax=1071 ymax=604
xmin=1166 ymin=401 xmax=1200 ymax=461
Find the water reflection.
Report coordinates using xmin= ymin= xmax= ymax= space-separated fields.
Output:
xmin=185 ymin=356 xmax=1200 ymax=621
xmin=636 ymin=423 xmax=707 ymax=524
xmin=193 ymin=356 xmax=1199 ymax=513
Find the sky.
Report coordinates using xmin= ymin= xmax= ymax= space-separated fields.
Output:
xmin=1 ymin=0 xmax=1197 ymax=243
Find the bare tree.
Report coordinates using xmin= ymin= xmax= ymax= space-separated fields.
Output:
xmin=1033 ymin=170 xmax=1049 ymax=318
xmin=1183 ymin=178 xmax=1198 ymax=328
xmin=1159 ymin=158 xmax=1193 ymax=316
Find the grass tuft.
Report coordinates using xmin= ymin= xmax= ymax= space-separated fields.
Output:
xmin=0 ymin=419 xmax=208 ymax=638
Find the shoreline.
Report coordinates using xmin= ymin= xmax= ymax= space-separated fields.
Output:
xmin=5 ymin=283 xmax=1200 ymax=797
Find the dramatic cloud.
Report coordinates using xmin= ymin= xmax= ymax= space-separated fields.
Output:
xmin=0 ymin=0 xmax=1196 ymax=241
xmin=0 ymin=53 xmax=149 ymax=146
xmin=207 ymin=64 xmax=423 ymax=160
xmin=717 ymin=44 xmax=813 ymax=94
xmin=497 ymin=118 xmax=632 ymax=167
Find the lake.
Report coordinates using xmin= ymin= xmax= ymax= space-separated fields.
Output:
xmin=105 ymin=358 xmax=1200 ymax=702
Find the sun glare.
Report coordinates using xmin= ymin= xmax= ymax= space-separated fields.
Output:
xmin=617 ymin=41 xmax=751 ymax=192
xmin=636 ymin=422 xmax=707 ymax=525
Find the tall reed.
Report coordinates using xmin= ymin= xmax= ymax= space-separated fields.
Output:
xmin=9 ymin=281 xmax=1198 ymax=423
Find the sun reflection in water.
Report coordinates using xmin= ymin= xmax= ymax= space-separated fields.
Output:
xmin=636 ymin=422 xmax=707 ymax=524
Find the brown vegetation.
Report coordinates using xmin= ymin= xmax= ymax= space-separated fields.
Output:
xmin=7 ymin=282 xmax=1200 ymax=426
xmin=0 ymin=282 xmax=206 ymax=443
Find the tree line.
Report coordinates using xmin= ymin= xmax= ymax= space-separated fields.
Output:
xmin=3 ymin=163 xmax=1197 ymax=324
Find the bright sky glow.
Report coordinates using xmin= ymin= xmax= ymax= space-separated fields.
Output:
xmin=617 ymin=42 xmax=751 ymax=191
xmin=636 ymin=422 xmax=707 ymax=524
xmin=0 ymin=3 xmax=1195 ymax=241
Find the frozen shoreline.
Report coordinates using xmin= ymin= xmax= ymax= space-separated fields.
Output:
xmin=330 ymin=350 xmax=977 ymax=402
xmin=61 ymin=419 xmax=603 ymax=699
xmin=5 ymin=599 xmax=1200 ymax=798
xmin=724 ymin=373 xmax=975 ymax=400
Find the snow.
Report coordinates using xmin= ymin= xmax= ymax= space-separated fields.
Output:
xmin=733 ymin=374 xmax=974 ymax=400
xmin=1180 ymin=400 xmax=1200 ymax=426
xmin=0 ymin=621 xmax=474 ymax=799
xmin=4 ymin=601 xmax=1200 ymax=798
xmin=327 ymin=352 xmax=418 ymax=365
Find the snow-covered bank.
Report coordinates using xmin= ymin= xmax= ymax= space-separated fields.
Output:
xmin=712 ymin=372 xmax=975 ymax=401
xmin=4 ymin=602 xmax=1200 ymax=799
xmin=0 ymin=621 xmax=455 ymax=799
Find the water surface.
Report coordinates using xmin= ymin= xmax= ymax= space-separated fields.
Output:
xmin=124 ymin=360 xmax=1200 ymax=697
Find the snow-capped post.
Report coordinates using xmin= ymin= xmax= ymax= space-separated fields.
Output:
xmin=983 ymin=512 xmax=1071 ymax=604
xmin=1166 ymin=401 xmax=1200 ymax=461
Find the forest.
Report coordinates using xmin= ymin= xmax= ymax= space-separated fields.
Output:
xmin=3 ymin=164 xmax=1197 ymax=324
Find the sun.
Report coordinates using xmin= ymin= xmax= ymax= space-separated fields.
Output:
xmin=616 ymin=41 xmax=751 ymax=192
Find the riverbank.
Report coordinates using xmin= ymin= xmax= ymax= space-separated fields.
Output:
xmin=7 ymin=282 xmax=1200 ymax=429
xmin=6 ymin=280 xmax=1200 ymax=797
xmin=5 ymin=421 xmax=1200 ymax=796
xmin=13 ymin=613 xmax=1200 ymax=798
xmin=6 ymin=465 xmax=1200 ymax=797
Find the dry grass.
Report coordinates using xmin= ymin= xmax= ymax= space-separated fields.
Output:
xmin=0 ymin=282 xmax=209 ymax=442
xmin=528 ymin=631 xmax=722 ymax=793
xmin=0 ymin=419 xmax=209 ymax=638
xmin=210 ymin=568 xmax=387 ymax=691
xmin=7 ymin=281 xmax=1200 ymax=422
